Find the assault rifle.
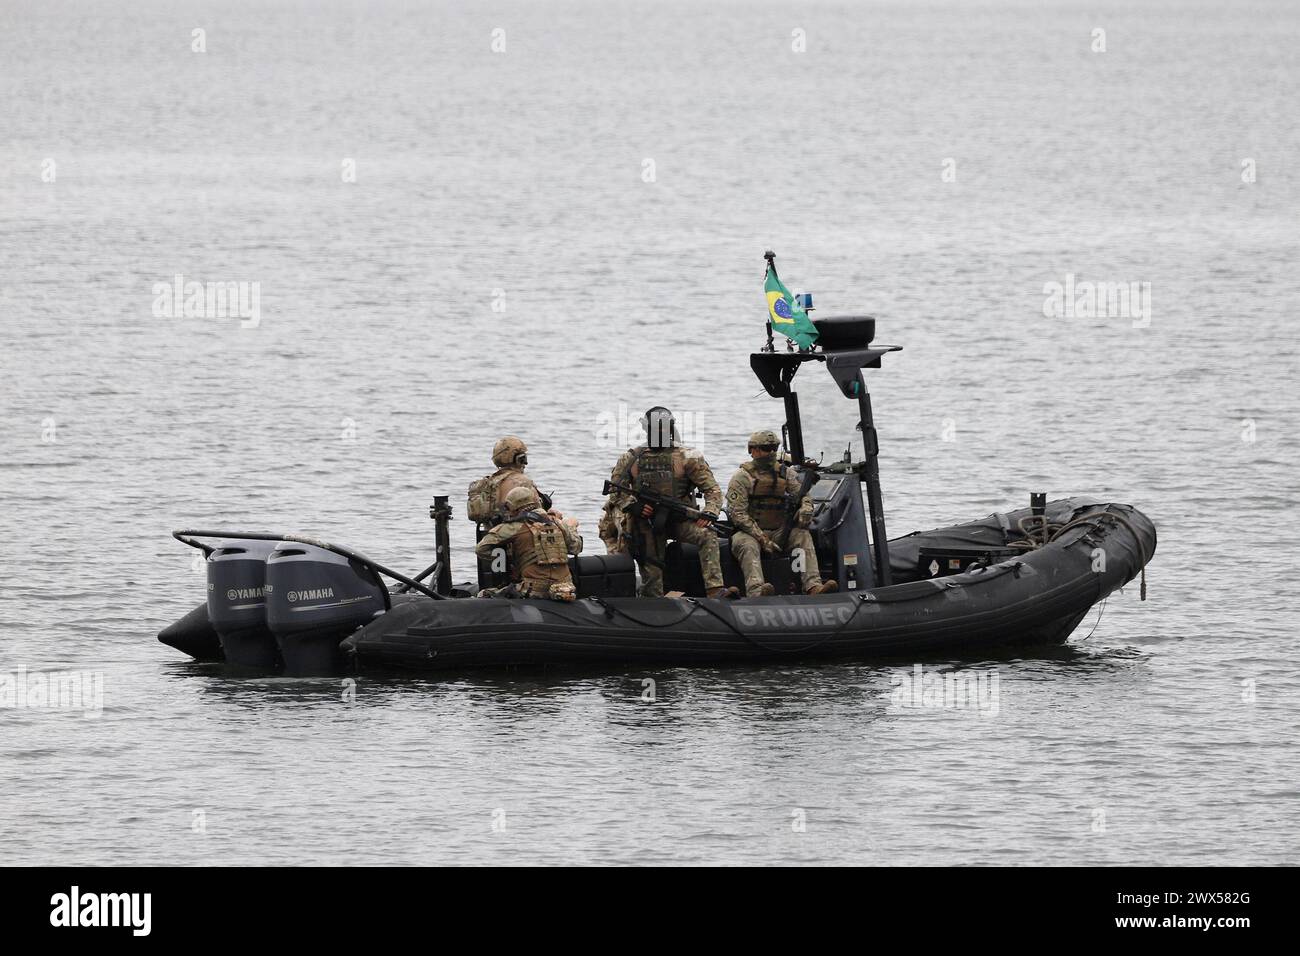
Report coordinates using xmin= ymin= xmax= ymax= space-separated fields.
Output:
xmin=602 ymin=479 xmax=737 ymax=537
xmin=776 ymin=459 xmax=822 ymax=544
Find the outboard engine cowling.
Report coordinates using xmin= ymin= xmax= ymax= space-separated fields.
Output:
xmin=266 ymin=543 xmax=389 ymax=675
xmin=207 ymin=540 xmax=280 ymax=669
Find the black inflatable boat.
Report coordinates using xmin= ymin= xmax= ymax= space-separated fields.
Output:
xmin=343 ymin=497 xmax=1153 ymax=670
xmin=157 ymin=309 xmax=1156 ymax=675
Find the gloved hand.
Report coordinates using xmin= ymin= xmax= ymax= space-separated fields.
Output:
xmin=758 ymin=533 xmax=780 ymax=554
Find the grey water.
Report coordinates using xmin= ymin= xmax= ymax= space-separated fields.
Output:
xmin=2 ymin=0 xmax=1297 ymax=865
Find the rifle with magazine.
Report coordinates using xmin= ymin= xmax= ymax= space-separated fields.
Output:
xmin=602 ymin=479 xmax=737 ymax=537
xmin=775 ymin=459 xmax=821 ymax=546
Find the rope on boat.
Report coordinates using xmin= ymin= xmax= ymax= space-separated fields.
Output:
xmin=1080 ymin=596 xmax=1108 ymax=641
xmin=1006 ymin=508 xmax=1149 ymax=601
xmin=587 ymin=597 xmax=704 ymax=629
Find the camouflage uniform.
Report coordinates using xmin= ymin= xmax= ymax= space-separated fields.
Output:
xmin=474 ymin=489 xmax=583 ymax=601
xmin=726 ymin=452 xmax=822 ymax=596
xmin=597 ymin=497 xmax=628 ymax=555
xmin=607 ymin=445 xmax=725 ymax=597
xmin=467 ymin=436 xmax=541 ymax=527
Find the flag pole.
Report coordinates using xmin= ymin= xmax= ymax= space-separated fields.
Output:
xmin=762 ymin=250 xmax=776 ymax=352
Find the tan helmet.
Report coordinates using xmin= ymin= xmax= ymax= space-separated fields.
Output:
xmin=503 ymin=486 xmax=540 ymax=514
xmin=748 ymin=429 xmax=780 ymax=449
xmin=492 ymin=435 xmax=528 ymax=468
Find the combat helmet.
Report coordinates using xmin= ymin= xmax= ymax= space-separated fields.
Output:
xmin=504 ymin=486 xmax=541 ymax=514
xmin=492 ymin=435 xmax=528 ymax=468
xmin=642 ymin=407 xmax=678 ymax=450
xmin=748 ymin=429 xmax=780 ymax=449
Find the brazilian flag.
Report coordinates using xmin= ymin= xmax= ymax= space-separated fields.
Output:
xmin=764 ymin=260 xmax=819 ymax=350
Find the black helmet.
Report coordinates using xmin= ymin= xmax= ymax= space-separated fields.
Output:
xmin=642 ymin=406 xmax=677 ymax=450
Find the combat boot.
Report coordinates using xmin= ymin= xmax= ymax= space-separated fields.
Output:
xmin=805 ymin=580 xmax=839 ymax=596
xmin=707 ymin=586 xmax=741 ymax=600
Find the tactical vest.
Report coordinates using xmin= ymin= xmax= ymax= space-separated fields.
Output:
xmin=467 ymin=468 xmax=529 ymax=522
xmin=508 ymin=515 xmax=572 ymax=590
xmin=740 ymin=459 xmax=791 ymax=531
xmin=627 ymin=447 xmax=692 ymax=502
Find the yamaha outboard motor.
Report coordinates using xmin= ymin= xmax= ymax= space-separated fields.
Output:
xmin=207 ymin=540 xmax=280 ymax=669
xmin=266 ymin=542 xmax=389 ymax=675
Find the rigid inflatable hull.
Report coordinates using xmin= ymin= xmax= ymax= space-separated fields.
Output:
xmin=344 ymin=499 xmax=1155 ymax=671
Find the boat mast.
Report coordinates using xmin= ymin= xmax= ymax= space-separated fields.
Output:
xmin=848 ymin=367 xmax=891 ymax=587
xmin=821 ymin=352 xmax=896 ymax=588
xmin=751 ymin=280 xmax=901 ymax=587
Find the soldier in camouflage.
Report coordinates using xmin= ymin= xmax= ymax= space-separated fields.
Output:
xmin=474 ymin=486 xmax=583 ymax=601
xmin=606 ymin=407 xmax=739 ymax=599
xmin=726 ymin=429 xmax=839 ymax=597
xmin=466 ymin=436 xmax=544 ymax=528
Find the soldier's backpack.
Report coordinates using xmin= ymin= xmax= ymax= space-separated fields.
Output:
xmin=467 ymin=472 xmax=503 ymax=523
